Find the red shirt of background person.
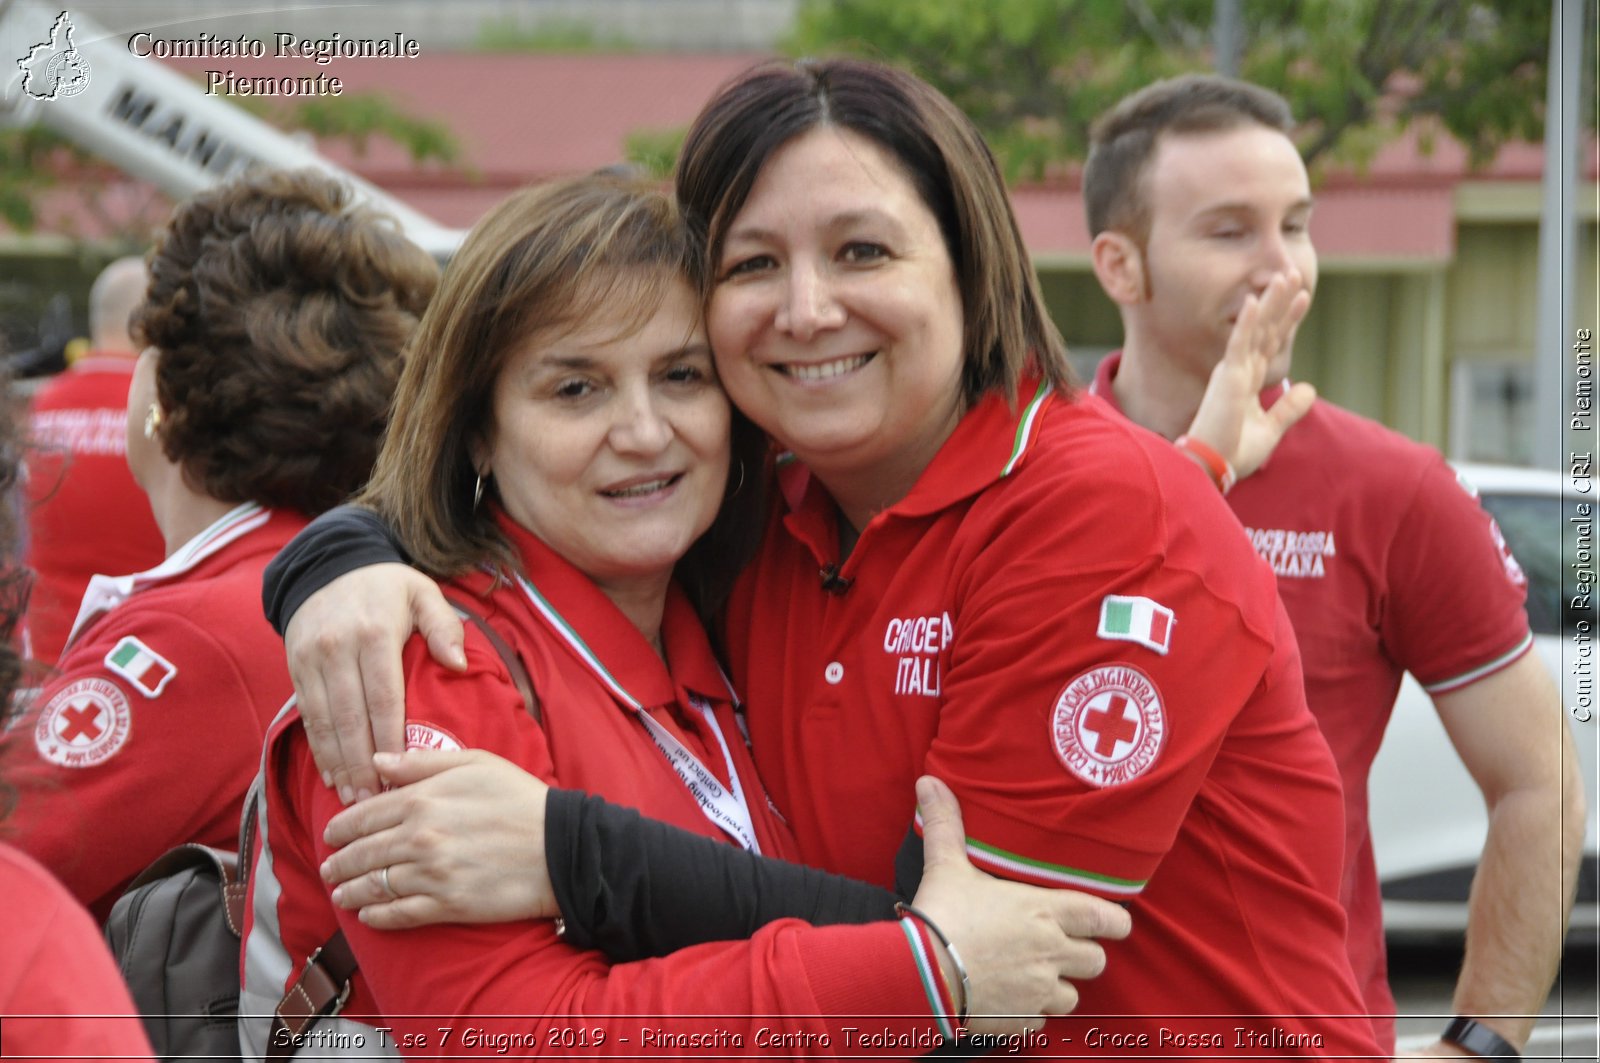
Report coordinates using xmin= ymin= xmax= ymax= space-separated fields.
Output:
xmin=0 ymin=170 xmax=435 ymax=920
xmin=23 ymin=256 xmax=164 ymax=665
xmin=1093 ymin=356 xmax=1539 ymax=1042
xmin=242 ymin=175 xmax=1122 ymax=1060
xmin=1082 ymin=75 xmax=1582 ymax=1056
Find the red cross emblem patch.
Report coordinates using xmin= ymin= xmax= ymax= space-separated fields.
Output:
xmin=1050 ymin=664 xmax=1165 ymax=788
xmin=34 ymin=677 xmax=132 ymax=768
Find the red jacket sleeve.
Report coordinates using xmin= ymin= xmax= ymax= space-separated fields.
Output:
xmin=922 ymin=455 xmax=1278 ymax=897
xmin=1382 ymin=458 xmax=1533 ymax=692
xmin=1 ymin=607 xmax=266 ymax=919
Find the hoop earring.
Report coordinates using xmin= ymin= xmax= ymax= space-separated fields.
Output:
xmin=729 ymin=459 xmax=746 ymax=498
xmin=142 ymin=403 xmax=162 ymax=440
xmin=472 ymin=473 xmax=486 ymax=511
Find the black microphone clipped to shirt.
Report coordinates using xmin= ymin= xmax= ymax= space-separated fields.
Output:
xmin=819 ymin=563 xmax=853 ymax=594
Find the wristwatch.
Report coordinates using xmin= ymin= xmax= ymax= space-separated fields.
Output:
xmin=1441 ymin=1017 xmax=1521 ymax=1059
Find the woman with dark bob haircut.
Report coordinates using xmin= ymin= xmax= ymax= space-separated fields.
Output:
xmin=240 ymin=171 xmax=1115 ymax=1057
xmin=268 ymin=58 xmax=1380 ymax=1056
xmin=0 ymin=167 xmax=436 ymax=922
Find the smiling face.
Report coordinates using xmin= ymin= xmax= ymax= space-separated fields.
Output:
xmin=1134 ymin=124 xmax=1318 ymax=386
xmin=475 ymin=279 xmax=730 ymax=601
xmin=706 ymin=126 xmax=966 ymax=522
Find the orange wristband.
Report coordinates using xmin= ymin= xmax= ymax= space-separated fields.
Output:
xmin=1175 ymin=435 xmax=1237 ymax=495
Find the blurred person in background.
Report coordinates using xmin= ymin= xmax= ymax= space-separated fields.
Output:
xmin=0 ymin=373 xmax=155 ymax=1060
xmin=23 ymin=256 xmax=164 ymax=665
xmin=0 ymin=169 xmax=436 ymax=921
xmin=1081 ymin=73 xmax=1583 ymax=1058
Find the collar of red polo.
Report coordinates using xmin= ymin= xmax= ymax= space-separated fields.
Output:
xmin=488 ymin=507 xmax=732 ymax=711
xmin=775 ymin=374 xmax=1054 ymax=531
xmin=64 ymin=502 xmax=276 ymax=650
xmin=890 ymin=374 xmax=1054 ymax=517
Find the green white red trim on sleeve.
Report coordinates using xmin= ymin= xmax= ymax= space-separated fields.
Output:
xmin=898 ymin=917 xmax=958 ymax=1041
xmin=1422 ymin=631 xmax=1534 ymax=694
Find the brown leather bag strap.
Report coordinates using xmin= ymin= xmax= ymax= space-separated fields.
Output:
xmin=446 ymin=595 xmax=542 ymax=726
xmin=266 ymin=930 xmax=358 ymax=1060
xmin=227 ymin=788 xmax=260 ymax=933
xmin=258 ymin=713 xmax=360 ymax=1058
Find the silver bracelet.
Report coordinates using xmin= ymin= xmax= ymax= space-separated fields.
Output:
xmin=894 ymin=901 xmax=971 ymax=1026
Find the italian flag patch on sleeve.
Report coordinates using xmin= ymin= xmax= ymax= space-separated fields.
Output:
xmin=105 ymin=636 xmax=177 ymax=697
xmin=1097 ymin=595 xmax=1175 ymax=655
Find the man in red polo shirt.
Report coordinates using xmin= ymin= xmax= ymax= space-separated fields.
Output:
xmin=1082 ymin=74 xmax=1582 ymax=1058
xmin=24 ymin=257 xmax=165 ymax=665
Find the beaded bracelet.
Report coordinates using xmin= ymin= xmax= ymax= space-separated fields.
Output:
xmin=894 ymin=902 xmax=971 ymax=1026
xmin=1175 ymin=434 xmax=1238 ymax=495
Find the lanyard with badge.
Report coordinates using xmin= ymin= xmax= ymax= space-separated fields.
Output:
xmin=515 ymin=572 xmax=762 ymax=854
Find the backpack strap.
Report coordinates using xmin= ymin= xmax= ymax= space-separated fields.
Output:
xmin=231 ymin=788 xmax=259 ymax=934
xmin=253 ymin=742 xmax=358 ymax=1058
xmin=266 ymin=932 xmax=359 ymax=1060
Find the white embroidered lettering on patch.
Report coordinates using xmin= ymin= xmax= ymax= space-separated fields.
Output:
xmin=1451 ymin=471 xmax=1527 ymax=587
xmin=1244 ymin=526 xmax=1337 ymax=580
xmin=31 ymin=407 xmax=128 ymax=457
xmin=1049 ymin=664 xmax=1165 ymax=788
xmin=882 ymin=611 xmax=953 ymax=699
xmin=404 ymin=722 xmax=463 ymax=752
xmin=34 ymin=677 xmax=132 ymax=768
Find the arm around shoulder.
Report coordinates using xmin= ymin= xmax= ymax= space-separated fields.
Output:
xmin=263 ymin=503 xmax=406 ymax=635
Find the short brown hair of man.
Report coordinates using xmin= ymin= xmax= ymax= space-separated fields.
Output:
xmin=676 ymin=56 xmax=1074 ymax=406
xmin=359 ymin=173 xmax=765 ymax=620
xmin=132 ymin=168 xmax=437 ymax=515
xmin=1084 ymin=74 xmax=1295 ymax=245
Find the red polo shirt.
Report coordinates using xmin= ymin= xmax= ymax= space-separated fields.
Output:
xmin=2 ymin=504 xmax=303 ymax=920
xmin=726 ymin=381 xmax=1379 ymax=1056
xmin=245 ymin=512 xmax=959 ymax=1059
xmin=1092 ymin=352 xmax=1533 ymax=1047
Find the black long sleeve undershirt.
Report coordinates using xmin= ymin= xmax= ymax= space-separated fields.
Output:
xmin=262 ymin=503 xmax=404 ymax=637
xmin=547 ymin=789 xmax=898 ymax=958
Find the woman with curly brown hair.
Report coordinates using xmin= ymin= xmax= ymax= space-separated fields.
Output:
xmin=0 ymin=168 xmax=437 ymax=921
